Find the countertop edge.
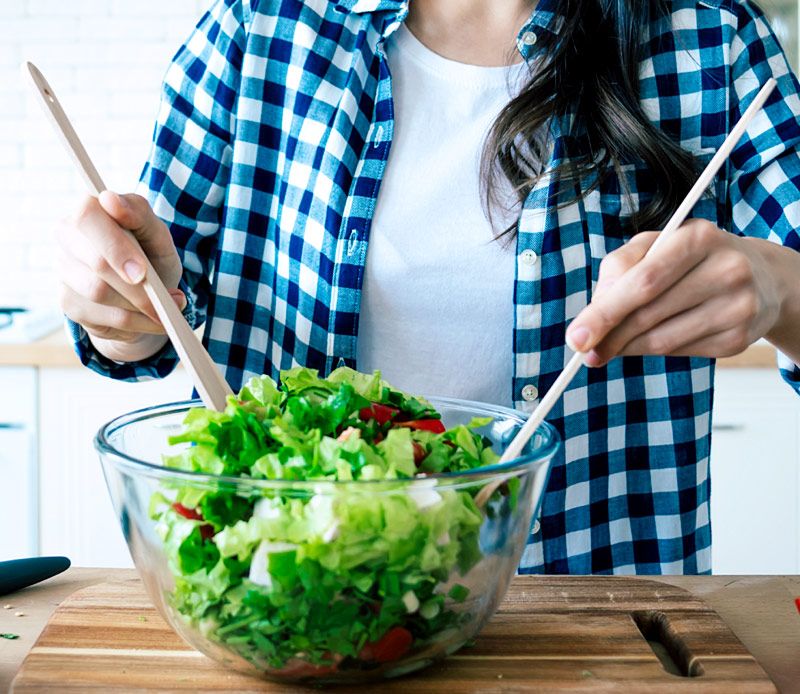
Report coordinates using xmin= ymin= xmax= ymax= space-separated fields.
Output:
xmin=0 ymin=329 xmax=80 ymax=368
xmin=0 ymin=331 xmax=780 ymax=369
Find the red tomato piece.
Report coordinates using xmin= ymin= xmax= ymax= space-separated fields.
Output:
xmin=172 ymin=502 xmax=203 ymax=521
xmin=172 ymin=503 xmax=214 ymax=539
xmin=361 ymin=627 xmax=413 ymax=663
xmin=359 ymin=403 xmax=400 ymax=425
xmin=398 ymin=419 xmax=446 ymax=434
xmin=359 ymin=643 xmax=375 ymax=661
xmin=273 ymin=658 xmax=339 ymax=679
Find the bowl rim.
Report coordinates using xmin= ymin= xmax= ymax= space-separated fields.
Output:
xmin=94 ymin=396 xmax=561 ymax=490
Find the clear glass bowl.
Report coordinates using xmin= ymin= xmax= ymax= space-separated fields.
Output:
xmin=96 ymin=397 xmax=560 ymax=684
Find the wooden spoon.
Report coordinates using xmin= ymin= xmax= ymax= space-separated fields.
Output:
xmin=24 ymin=62 xmax=233 ymax=411
xmin=474 ymin=77 xmax=778 ymax=509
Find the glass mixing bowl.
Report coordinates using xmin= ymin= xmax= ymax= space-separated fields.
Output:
xmin=96 ymin=397 xmax=559 ymax=684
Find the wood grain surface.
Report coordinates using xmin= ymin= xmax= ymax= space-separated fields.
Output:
xmin=10 ymin=576 xmax=775 ymax=692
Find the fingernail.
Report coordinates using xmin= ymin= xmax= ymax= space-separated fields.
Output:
xmin=123 ymin=260 xmax=144 ymax=284
xmin=566 ymin=326 xmax=591 ymax=352
xmin=584 ymin=350 xmax=604 ymax=368
xmin=114 ymin=192 xmax=131 ymax=211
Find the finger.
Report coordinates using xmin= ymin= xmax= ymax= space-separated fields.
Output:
xmin=567 ymin=221 xmax=717 ymax=352
xmin=60 ymin=284 xmax=166 ymax=337
xmin=608 ymin=291 xmax=756 ymax=361
xmin=659 ymin=326 xmax=754 ymax=359
xmin=590 ymin=255 xmax=723 ymax=363
xmin=168 ymin=288 xmax=188 ymax=312
xmin=83 ymin=323 xmax=141 ymax=344
xmin=72 ymin=195 xmax=149 ymax=285
xmin=57 ymin=221 xmax=160 ymax=323
xmin=594 ymin=231 xmax=659 ymax=296
xmin=59 ymin=254 xmax=186 ymax=336
xmin=98 ymin=191 xmax=178 ymax=265
xmin=59 ymin=250 xmax=140 ymax=313
xmin=60 ymin=240 xmax=185 ymax=319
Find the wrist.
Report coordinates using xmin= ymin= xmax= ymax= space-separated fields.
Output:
xmin=89 ymin=333 xmax=169 ymax=363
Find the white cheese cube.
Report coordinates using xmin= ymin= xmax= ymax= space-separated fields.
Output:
xmin=248 ymin=541 xmax=298 ymax=589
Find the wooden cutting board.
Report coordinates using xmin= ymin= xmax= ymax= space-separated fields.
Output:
xmin=11 ymin=576 xmax=775 ymax=692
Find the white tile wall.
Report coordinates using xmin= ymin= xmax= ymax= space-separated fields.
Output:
xmin=0 ymin=1 xmax=209 ymax=309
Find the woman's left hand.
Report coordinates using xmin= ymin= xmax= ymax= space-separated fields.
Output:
xmin=565 ymin=219 xmax=796 ymax=366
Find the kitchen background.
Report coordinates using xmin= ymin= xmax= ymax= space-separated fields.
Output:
xmin=0 ymin=1 xmax=799 ymax=571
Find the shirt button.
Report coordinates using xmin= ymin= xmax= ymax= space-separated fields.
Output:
xmin=347 ymin=229 xmax=358 ymax=255
xmin=532 ymin=519 xmax=541 ymax=535
xmin=521 ymin=31 xmax=537 ymax=46
xmin=373 ymin=125 xmax=384 ymax=147
xmin=520 ymin=249 xmax=538 ymax=266
xmin=522 ymin=384 xmax=539 ymax=402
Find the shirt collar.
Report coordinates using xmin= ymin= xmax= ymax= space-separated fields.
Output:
xmin=335 ymin=0 xmax=559 ymax=18
xmin=335 ymin=0 xmax=561 ymax=56
xmin=334 ymin=0 xmax=409 ymax=38
xmin=516 ymin=0 xmax=561 ymax=60
xmin=335 ymin=0 xmax=407 ymax=14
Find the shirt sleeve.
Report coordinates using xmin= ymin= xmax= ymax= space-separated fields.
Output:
xmin=726 ymin=2 xmax=800 ymax=395
xmin=68 ymin=0 xmax=247 ymax=381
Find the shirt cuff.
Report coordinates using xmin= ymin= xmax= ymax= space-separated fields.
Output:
xmin=777 ymin=350 xmax=800 ymax=395
xmin=66 ymin=276 xmax=201 ymax=382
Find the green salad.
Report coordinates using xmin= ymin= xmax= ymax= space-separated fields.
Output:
xmin=150 ymin=367 xmax=505 ymax=677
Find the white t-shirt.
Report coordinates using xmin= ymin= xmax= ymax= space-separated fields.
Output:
xmin=357 ymin=25 xmax=525 ymax=407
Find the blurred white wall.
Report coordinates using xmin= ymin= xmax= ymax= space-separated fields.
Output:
xmin=763 ymin=0 xmax=800 ymax=73
xmin=0 ymin=0 xmax=208 ymax=310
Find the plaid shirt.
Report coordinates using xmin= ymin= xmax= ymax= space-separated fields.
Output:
xmin=70 ymin=0 xmax=800 ymax=574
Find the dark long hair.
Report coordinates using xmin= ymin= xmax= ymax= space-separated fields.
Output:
xmin=482 ymin=0 xmax=698 ymax=236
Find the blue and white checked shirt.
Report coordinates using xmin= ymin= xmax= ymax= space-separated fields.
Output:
xmin=70 ymin=0 xmax=800 ymax=574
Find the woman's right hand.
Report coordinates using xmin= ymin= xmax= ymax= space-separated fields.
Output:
xmin=57 ymin=191 xmax=186 ymax=363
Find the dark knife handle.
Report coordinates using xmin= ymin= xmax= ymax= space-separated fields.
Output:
xmin=0 ymin=556 xmax=71 ymax=596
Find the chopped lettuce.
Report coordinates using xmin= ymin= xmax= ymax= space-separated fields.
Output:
xmin=152 ymin=367 xmax=502 ymax=675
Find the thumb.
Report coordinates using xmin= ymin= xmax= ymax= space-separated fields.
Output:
xmin=594 ymin=231 xmax=658 ymax=297
xmin=98 ymin=191 xmax=174 ymax=260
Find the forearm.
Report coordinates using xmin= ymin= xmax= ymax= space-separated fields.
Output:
xmin=761 ymin=239 xmax=800 ymax=365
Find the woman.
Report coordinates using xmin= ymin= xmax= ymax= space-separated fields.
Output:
xmin=59 ymin=0 xmax=800 ymax=574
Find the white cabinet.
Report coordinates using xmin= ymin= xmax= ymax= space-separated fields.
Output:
xmin=38 ymin=367 xmax=192 ymax=567
xmin=0 ymin=367 xmax=38 ymax=560
xmin=710 ymin=368 xmax=800 ymax=574
xmin=27 ymin=363 xmax=800 ymax=572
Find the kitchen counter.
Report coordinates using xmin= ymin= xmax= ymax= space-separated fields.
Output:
xmin=0 ymin=330 xmax=80 ymax=368
xmin=0 ymin=330 xmax=780 ymax=369
xmin=1 ymin=569 xmax=799 ymax=692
